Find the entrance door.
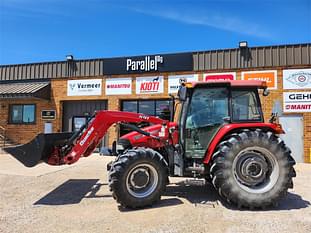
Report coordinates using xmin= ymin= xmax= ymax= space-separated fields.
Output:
xmin=62 ymin=100 xmax=108 ymax=147
xmin=279 ymin=115 xmax=304 ymax=162
xmin=72 ymin=116 xmax=88 ymax=131
xmin=44 ymin=122 xmax=53 ymax=134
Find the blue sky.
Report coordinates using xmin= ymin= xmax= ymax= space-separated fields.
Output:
xmin=0 ymin=0 xmax=310 ymax=65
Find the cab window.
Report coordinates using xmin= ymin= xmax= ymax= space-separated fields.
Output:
xmin=232 ymin=89 xmax=262 ymax=122
xmin=186 ymin=87 xmax=229 ymax=129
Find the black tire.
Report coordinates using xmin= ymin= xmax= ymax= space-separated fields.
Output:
xmin=109 ymin=147 xmax=168 ymax=208
xmin=210 ymin=129 xmax=296 ymax=209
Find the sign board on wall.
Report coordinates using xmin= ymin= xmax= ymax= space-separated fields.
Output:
xmin=283 ymin=69 xmax=311 ymax=89
xmin=103 ymin=53 xmax=193 ymax=75
xmin=242 ymin=70 xmax=277 ymax=90
xmin=67 ymin=79 xmax=102 ymax=96
xmin=105 ymin=78 xmax=132 ymax=95
xmin=41 ymin=110 xmax=56 ymax=120
xmin=136 ymin=76 xmax=164 ymax=94
xmin=204 ymin=72 xmax=236 ymax=81
xmin=283 ymin=92 xmax=311 ymax=112
xmin=168 ymin=74 xmax=198 ymax=93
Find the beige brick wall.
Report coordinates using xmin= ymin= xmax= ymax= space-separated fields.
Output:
xmin=0 ymin=99 xmax=55 ymax=144
xmin=1 ymin=66 xmax=311 ymax=162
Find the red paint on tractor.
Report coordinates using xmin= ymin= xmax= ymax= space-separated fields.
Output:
xmin=121 ymin=122 xmax=178 ymax=148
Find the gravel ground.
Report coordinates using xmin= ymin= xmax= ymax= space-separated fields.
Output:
xmin=0 ymin=154 xmax=310 ymax=233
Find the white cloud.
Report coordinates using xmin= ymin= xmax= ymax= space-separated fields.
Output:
xmin=130 ymin=7 xmax=273 ymax=39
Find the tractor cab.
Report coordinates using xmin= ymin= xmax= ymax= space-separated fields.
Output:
xmin=178 ymin=81 xmax=266 ymax=159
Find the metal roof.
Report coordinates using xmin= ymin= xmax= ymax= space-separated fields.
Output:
xmin=0 ymin=43 xmax=310 ymax=82
xmin=193 ymin=43 xmax=311 ymax=71
xmin=0 ymin=82 xmax=50 ymax=99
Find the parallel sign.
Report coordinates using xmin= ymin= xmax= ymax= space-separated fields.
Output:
xmin=204 ymin=72 xmax=236 ymax=81
xmin=168 ymin=74 xmax=198 ymax=93
xmin=136 ymin=76 xmax=164 ymax=94
xmin=105 ymin=78 xmax=132 ymax=95
xmin=283 ymin=92 xmax=311 ymax=112
xmin=283 ymin=68 xmax=311 ymax=89
xmin=242 ymin=70 xmax=277 ymax=89
xmin=67 ymin=79 xmax=102 ymax=96
xmin=104 ymin=53 xmax=193 ymax=75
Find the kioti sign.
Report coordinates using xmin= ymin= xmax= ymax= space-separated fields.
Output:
xmin=242 ymin=70 xmax=277 ymax=89
xmin=136 ymin=76 xmax=164 ymax=94
xmin=204 ymin=72 xmax=236 ymax=81
xmin=283 ymin=92 xmax=311 ymax=112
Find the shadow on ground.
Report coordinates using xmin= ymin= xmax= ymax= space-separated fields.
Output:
xmin=34 ymin=178 xmax=310 ymax=211
xmin=34 ymin=179 xmax=111 ymax=205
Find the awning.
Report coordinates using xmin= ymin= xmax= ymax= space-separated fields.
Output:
xmin=0 ymin=82 xmax=50 ymax=100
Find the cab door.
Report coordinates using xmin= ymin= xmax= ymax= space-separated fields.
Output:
xmin=184 ymin=87 xmax=229 ymax=159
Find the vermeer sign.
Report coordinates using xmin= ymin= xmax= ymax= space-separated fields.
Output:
xmin=283 ymin=69 xmax=311 ymax=89
xmin=67 ymin=79 xmax=102 ymax=96
xmin=204 ymin=72 xmax=236 ymax=81
xmin=168 ymin=74 xmax=198 ymax=93
xmin=136 ymin=76 xmax=164 ymax=94
xmin=283 ymin=92 xmax=311 ymax=112
xmin=104 ymin=53 xmax=193 ymax=75
xmin=105 ymin=78 xmax=132 ymax=95
xmin=242 ymin=70 xmax=277 ymax=90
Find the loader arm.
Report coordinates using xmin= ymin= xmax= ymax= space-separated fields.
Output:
xmin=6 ymin=110 xmax=169 ymax=167
xmin=61 ymin=110 xmax=169 ymax=165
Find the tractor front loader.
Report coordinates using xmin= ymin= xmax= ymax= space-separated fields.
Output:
xmin=6 ymin=80 xmax=296 ymax=209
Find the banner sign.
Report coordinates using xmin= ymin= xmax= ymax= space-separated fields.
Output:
xmin=283 ymin=68 xmax=311 ymax=89
xmin=105 ymin=78 xmax=132 ymax=95
xmin=242 ymin=70 xmax=277 ymax=89
xmin=204 ymin=72 xmax=236 ymax=81
xmin=104 ymin=53 xmax=193 ymax=75
xmin=136 ymin=76 xmax=164 ymax=94
xmin=283 ymin=92 xmax=311 ymax=112
xmin=168 ymin=74 xmax=198 ymax=93
xmin=67 ymin=79 xmax=102 ymax=96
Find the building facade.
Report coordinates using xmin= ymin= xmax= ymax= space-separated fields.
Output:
xmin=0 ymin=43 xmax=311 ymax=163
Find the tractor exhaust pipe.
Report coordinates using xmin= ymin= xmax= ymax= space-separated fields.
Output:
xmin=4 ymin=132 xmax=73 ymax=167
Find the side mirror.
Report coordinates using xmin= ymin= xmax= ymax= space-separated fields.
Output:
xmin=263 ymin=88 xmax=270 ymax=96
xmin=177 ymin=85 xmax=187 ymax=101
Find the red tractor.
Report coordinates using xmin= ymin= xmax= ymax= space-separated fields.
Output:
xmin=7 ymin=80 xmax=296 ymax=209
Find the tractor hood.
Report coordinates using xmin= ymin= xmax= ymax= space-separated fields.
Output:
xmin=120 ymin=122 xmax=178 ymax=147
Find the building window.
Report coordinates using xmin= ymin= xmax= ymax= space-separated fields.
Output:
xmin=120 ymin=99 xmax=173 ymax=136
xmin=9 ymin=104 xmax=36 ymax=124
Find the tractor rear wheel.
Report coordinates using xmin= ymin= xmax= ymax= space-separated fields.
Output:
xmin=210 ymin=129 xmax=296 ymax=209
xmin=109 ymin=147 xmax=168 ymax=208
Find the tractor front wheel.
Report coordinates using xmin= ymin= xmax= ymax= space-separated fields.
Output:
xmin=109 ymin=148 xmax=168 ymax=208
xmin=210 ymin=129 xmax=296 ymax=209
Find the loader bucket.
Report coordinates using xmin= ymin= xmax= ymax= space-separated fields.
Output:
xmin=4 ymin=132 xmax=73 ymax=167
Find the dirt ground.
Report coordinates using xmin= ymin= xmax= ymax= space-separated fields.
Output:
xmin=0 ymin=153 xmax=310 ymax=233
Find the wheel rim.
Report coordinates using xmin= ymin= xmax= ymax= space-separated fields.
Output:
xmin=126 ymin=163 xmax=159 ymax=198
xmin=232 ymin=146 xmax=279 ymax=194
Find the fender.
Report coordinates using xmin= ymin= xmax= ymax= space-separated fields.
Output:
xmin=203 ymin=123 xmax=284 ymax=164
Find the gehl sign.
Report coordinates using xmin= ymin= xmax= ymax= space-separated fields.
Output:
xmin=104 ymin=53 xmax=193 ymax=75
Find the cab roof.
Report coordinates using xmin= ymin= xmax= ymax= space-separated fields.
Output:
xmin=189 ymin=80 xmax=267 ymax=89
